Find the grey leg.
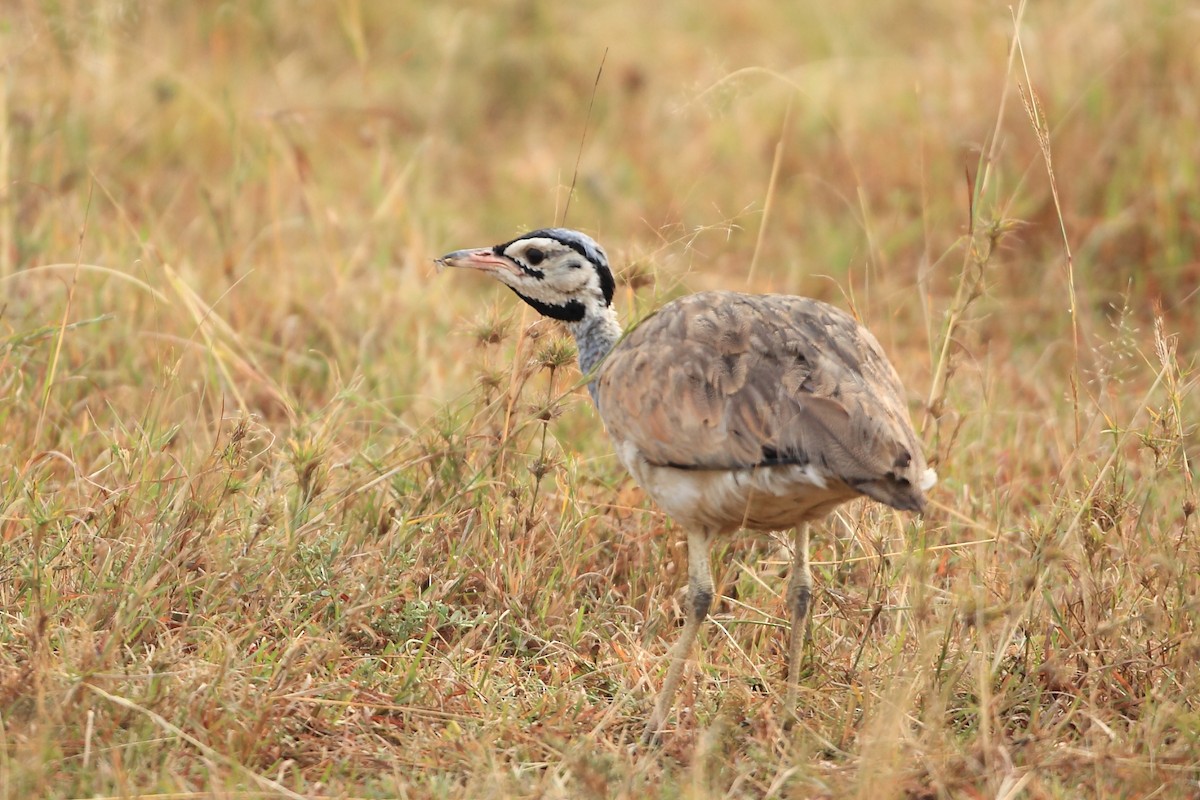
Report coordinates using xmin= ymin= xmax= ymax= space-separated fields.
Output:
xmin=785 ymin=524 xmax=812 ymax=713
xmin=643 ymin=528 xmax=715 ymax=744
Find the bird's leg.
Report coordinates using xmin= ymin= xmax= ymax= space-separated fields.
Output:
xmin=785 ymin=524 xmax=812 ymax=715
xmin=642 ymin=528 xmax=715 ymax=744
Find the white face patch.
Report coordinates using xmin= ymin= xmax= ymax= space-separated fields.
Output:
xmin=502 ymin=237 xmax=559 ymax=272
xmin=498 ymin=237 xmax=605 ymax=307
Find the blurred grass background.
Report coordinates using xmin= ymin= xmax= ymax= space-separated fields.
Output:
xmin=1 ymin=1 xmax=1197 ymax=797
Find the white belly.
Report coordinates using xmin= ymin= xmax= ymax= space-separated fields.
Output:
xmin=614 ymin=439 xmax=860 ymax=534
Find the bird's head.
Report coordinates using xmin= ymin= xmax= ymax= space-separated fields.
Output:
xmin=435 ymin=228 xmax=615 ymax=323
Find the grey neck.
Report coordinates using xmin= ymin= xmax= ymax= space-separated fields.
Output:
xmin=568 ymin=305 xmax=623 ymax=405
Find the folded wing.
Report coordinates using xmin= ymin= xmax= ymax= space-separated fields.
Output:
xmin=595 ymin=291 xmax=933 ymax=512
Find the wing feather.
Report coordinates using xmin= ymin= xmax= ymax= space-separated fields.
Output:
xmin=596 ymin=291 xmax=932 ymax=512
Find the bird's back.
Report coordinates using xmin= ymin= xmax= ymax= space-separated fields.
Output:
xmin=594 ymin=291 xmax=934 ymax=532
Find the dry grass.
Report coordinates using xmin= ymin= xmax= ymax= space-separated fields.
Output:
xmin=2 ymin=1 xmax=1198 ymax=797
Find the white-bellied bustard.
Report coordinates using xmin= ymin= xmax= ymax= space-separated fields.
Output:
xmin=437 ymin=228 xmax=935 ymax=743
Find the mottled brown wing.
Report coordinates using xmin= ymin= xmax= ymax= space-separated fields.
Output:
xmin=595 ymin=291 xmax=930 ymax=511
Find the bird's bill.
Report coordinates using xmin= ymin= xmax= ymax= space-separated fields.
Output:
xmin=434 ymin=248 xmax=518 ymax=276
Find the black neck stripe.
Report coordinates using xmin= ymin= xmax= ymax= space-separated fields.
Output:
xmin=510 ymin=289 xmax=586 ymax=323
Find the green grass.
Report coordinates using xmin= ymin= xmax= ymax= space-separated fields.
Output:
xmin=1 ymin=1 xmax=1198 ymax=797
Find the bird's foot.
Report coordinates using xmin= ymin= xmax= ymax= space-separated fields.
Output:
xmin=640 ymin=716 xmax=665 ymax=747
xmin=782 ymin=686 xmax=801 ymax=731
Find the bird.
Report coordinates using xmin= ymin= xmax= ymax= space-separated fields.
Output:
xmin=436 ymin=227 xmax=936 ymax=743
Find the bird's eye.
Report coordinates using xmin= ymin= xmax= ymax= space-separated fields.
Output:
xmin=525 ymin=247 xmax=545 ymax=266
